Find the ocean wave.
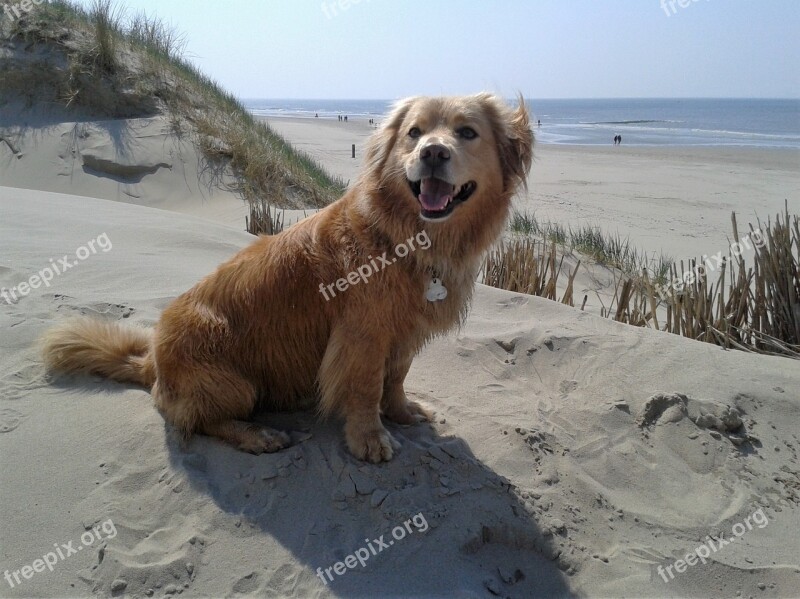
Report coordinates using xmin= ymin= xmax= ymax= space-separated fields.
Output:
xmin=582 ymin=120 xmax=683 ymax=125
xmin=687 ymin=128 xmax=800 ymax=140
xmin=555 ymin=122 xmax=800 ymax=141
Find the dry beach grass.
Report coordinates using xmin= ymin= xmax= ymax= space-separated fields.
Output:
xmin=484 ymin=204 xmax=800 ymax=358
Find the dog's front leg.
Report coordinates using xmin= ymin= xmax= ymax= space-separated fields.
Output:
xmin=318 ymin=325 xmax=398 ymax=462
xmin=382 ymin=350 xmax=433 ymax=425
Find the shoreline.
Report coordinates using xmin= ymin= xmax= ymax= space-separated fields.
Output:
xmin=260 ymin=112 xmax=800 ymax=151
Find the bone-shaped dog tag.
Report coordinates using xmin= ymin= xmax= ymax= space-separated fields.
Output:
xmin=425 ymin=277 xmax=448 ymax=302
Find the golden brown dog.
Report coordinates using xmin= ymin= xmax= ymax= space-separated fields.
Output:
xmin=41 ymin=93 xmax=533 ymax=462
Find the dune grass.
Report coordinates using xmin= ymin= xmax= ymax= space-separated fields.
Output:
xmin=651 ymin=204 xmax=799 ymax=357
xmin=509 ymin=210 xmax=672 ymax=283
xmin=489 ymin=207 xmax=799 ymax=359
xmin=483 ymin=237 xmax=579 ymax=306
xmin=86 ymin=0 xmax=122 ymax=75
xmin=0 ymin=0 xmax=346 ymax=232
xmin=246 ymin=199 xmax=285 ymax=236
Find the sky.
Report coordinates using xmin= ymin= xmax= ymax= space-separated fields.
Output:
xmin=70 ymin=0 xmax=800 ymax=100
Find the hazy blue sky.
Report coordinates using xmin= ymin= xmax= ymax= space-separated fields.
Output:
xmin=72 ymin=0 xmax=799 ymax=100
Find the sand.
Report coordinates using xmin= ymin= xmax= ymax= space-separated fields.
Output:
xmin=522 ymin=143 xmax=799 ymax=264
xmin=1 ymin=110 xmax=799 ymax=598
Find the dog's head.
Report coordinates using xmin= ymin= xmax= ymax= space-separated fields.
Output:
xmin=362 ymin=94 xmax=533 ymax=227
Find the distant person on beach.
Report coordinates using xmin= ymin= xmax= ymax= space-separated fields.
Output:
xmin=344 ymin=115 xmax=348 ymax=122
xmin=537 ymin=119 xmax=541 ymax=128
xmin=618 ymin=134 xmax=622 ymax=145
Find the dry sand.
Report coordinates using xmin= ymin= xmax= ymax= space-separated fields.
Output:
xmin=1 ymin=111 xmax=799 ymax=598
xmin=524 ymin=144 xmax=799 ymax=262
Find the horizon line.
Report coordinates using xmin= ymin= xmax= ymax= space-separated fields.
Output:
xmin=240 ymin=96 xmax=800 ymax=102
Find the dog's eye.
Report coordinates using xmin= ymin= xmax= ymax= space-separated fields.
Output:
xmin=457 ymin=127 xmax=478 ymax=140
xmin=408 ymin=126 xmax=422 ymax=139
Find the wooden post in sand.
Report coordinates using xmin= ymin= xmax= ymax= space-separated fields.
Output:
xmin=352 ymin=144 xmax=355 ymax=159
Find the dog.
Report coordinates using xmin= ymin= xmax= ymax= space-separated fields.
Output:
xmin=41 ymin=93 xmax=533 ymax=462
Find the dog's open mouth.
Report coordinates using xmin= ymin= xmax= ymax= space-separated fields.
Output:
xmin=409 ymin=177 xmax=476 ymax=220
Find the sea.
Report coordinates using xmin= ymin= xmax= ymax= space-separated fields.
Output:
xmin=244 ymin=98 xmax=800 ymax=149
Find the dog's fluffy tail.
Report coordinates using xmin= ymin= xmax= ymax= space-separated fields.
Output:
xmin=41 ymin=317 xmax=155 ymax=388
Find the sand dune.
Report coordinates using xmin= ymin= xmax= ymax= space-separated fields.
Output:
xmin=1 ymin=184 xmax=799 ymax=598
xmin=1 ymin=100 xmax=799 ymax=598
xmin=0 ymin=103 xmax=248 ymax=230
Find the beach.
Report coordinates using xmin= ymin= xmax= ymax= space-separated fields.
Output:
xmin=266 ymin=116 xmax=799 ymax=316
xmin=2 ymin=94 xmax=799 ymax=597
xmin=265 ymin=116 xmax=799 ymax=263
xmin=4 ymin=0 xmax=799 ymax=595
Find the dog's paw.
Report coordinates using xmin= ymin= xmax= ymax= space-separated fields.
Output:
xmin=384 ymin=399 xmax=433 ymax=426
xmin=239 ymin=428 xmax=291 ymax=454
xmin=346 ymin=426 xmax=398 ymax=463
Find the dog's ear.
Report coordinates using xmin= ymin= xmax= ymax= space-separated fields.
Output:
xmin=361 ymin=97 xmax=418 ymax=181
xmin=479 ymin=93 xmax=533 ymax=192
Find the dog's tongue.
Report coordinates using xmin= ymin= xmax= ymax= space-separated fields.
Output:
xmin=419 ymin=177 xmax=454 ymax=211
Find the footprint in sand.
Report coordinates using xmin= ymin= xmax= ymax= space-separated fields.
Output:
xmin=84 ymin=302 xmax=136 ymax=319
xmin=636 ymin=393 xmax=688 ymax=427
xmin=559 ymin=380 xmax=578 ymax=394
xmin=637 ymin=392 xmax=746 ymax=435
xmin=0 ymin=408 xmax=25 ymax=433
xmin=1 ymin=363 xmax=45 ymax=394
xmin=51 ymin=298 xmax=135 ymax=320
xmin=232 ymin=572 xmax=259 ymax=594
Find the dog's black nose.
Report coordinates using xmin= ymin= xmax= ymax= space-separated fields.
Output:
xmin=420 ymin=143 xmax=450 ymax=168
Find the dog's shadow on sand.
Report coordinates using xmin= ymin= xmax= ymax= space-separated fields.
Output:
xmin=164 ymin=400 xmax=577 ymax=598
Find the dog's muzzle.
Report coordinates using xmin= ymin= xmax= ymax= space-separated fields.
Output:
xmin=408 ymin=177 xmax=477 ymax=220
